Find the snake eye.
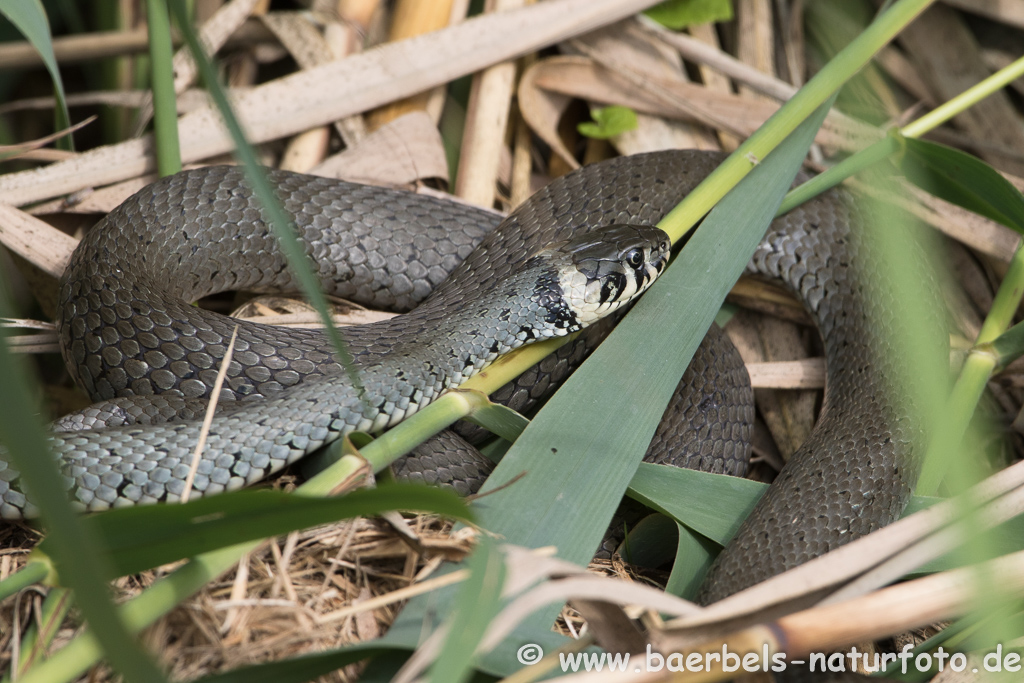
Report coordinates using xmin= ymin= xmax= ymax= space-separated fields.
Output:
xmin=625 ymin=248 xmax=644 ymax=269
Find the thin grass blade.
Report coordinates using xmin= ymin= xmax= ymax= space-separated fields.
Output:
xmin=143 ymin=0 xmax=181 ymax=175
xmin=0 ymin=285 xmax=165 ymax=682
xmin=0 ymin=0 xmax=73 ymax=150
xmin=36 ymin=486 xmax=470 ymax=579
xmin=165 ymin=0 xmax=366 ymax=401
xmin=428 ymin=536 xmax=506 ymax=683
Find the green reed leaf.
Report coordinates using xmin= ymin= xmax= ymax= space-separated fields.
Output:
xmin=37 ymin=486 xmax=469 ymax=579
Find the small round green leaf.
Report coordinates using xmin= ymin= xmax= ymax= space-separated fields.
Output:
xmin=577 ymin=106 xmax=639 ymax=139
xmin=644 ymin=0 xmax=734 ymax=30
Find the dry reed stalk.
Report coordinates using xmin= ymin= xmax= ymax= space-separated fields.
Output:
xmin=735 ymin=0 xmax=776 ymax=104
xmin=685 ymin=23 xmax=741 ymax=151
xmin=0 ymin=204 xmax=77 ymax=277
xmin=745 ymin=359 xmax=825 ymax=390
xmin=455 ymin=0 xmax=524 ymax=206
xmin=364 ymin=0 xmax=457 ymax=131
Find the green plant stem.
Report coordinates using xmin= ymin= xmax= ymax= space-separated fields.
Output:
xmin=901 ymin=54 xmax=1024 ymax=139
xmin=978 ymin=243 xmax=1024 ymax=345
xmin=780 ymin=52 xmax=1024 ymax=216
xmin=144 ymin=0 xmax=180 ymax=175
xmin=917 ymin=242 xmax=1024 ymax=494
xmin=332 ymin=390 xmax=500 ymax=464
xmin=658 ymin=0 xmax=934 ymax=243
xmin=778 ymin=136 xmax=899 ymax=214
xmin=916 ymin=350 xmax=997 ymax=495
xmin=990 ymin=321 xmax=1024 ymax=368
xmin=0 ymin=561 xmax=48 ymax=601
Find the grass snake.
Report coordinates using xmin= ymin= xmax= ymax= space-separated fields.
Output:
xmin=2 ymin=151 xmax=929 ymax=627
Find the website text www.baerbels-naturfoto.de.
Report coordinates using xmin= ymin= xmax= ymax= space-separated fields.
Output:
xmin=514 ymin=643 xmax=1024 ymax=675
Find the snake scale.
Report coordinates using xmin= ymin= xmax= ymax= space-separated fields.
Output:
xmin=2 ymin=152 xmax=928 ymax=667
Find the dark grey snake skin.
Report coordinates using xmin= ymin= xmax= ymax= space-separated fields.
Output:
xmin=698 ymin=179 xmax=929 ymax=605
xmin=3 ymin=151 xmax=927 ymax=669
xmin=0 ymin=151 xmax=743 ymax=519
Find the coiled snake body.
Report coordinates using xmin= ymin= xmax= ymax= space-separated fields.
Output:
xmin=2 ymin=151 xmax=923 ymax=617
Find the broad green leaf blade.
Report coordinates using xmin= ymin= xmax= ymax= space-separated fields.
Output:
xmin=899 ymin=137 xmax=1024 ymax=236
xmin=617 ymin=513 xmax=679 ymax=568
xmin=628 ymin=464 xmax=766 ymax=545
xmin=38 ymin=486 xmax=469 ymax=579
xmin=991 ymin=319 xmax=1024 ymax=368
xmin=473 ymin=100 xmax=833 ymax=570
xmin=382 ymin=97 xmax=837 ymax=679
xmin=633 ymin=465 xmax=947 ymax=546
xmin=0 ymin=0 xmax=73 ymax=150
xmin=665 ymin=523 xmax=717 ymax=600
xmin=430 ymin=536 xmax=505 ymax=683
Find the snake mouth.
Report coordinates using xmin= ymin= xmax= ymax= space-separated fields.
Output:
xmin=636 ymin=234 xmax=671 ymax=292
xmin=554 ymin=224 xmax=672 ymax=328
xmin=649 ymin=251 xmax=670 ymax=277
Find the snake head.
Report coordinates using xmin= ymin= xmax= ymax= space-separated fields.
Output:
xmin=557 ymin=223 xmax=671 ymax=326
